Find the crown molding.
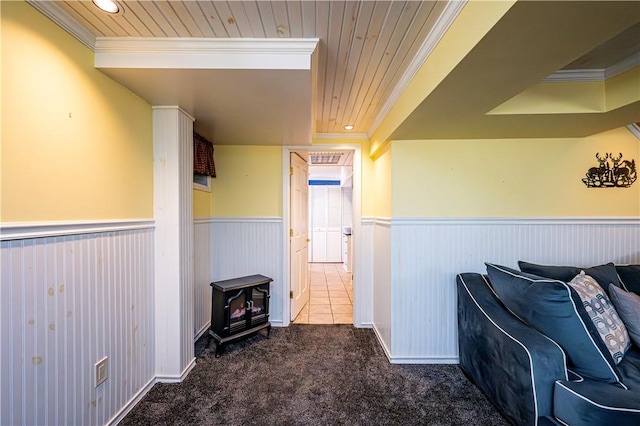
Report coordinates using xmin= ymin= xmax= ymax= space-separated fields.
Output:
xmin=313 ymin=133 xmax=369 ymax=141
xmin=543 ymin=52 xmax=640 ymax=83
xmin=542 ymin=69 xmax=605 ymax=83
xmin=628 ymin=123 xmax=640 ymax=141
xmin=94 ymin=37 xmax=319 ymax=70
xmin=27 ymin=0 xmax=96 ymax=50
xmin=605 ymin=52 xmax=640 ymax=79
xmin=368 ymin=0 xmax=467 ymax=136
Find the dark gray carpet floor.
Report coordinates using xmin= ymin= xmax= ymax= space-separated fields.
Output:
xmin=120 ymin=325 xmax=508 ymax=426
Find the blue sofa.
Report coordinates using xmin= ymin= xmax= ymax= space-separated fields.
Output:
xmin=456 ymin=263 xmax=640 ymax=426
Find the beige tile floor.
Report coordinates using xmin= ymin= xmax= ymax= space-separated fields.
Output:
xmin=293 ymin=262 xmax=353 ymax=324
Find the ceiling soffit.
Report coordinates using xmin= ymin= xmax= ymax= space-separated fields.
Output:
xmin=27 ymin=1 xmax=638 ymax=143
xmin=391 ymin=0 xmax=640 ymax=141
xmin=28 ymin=0 xmax=466 ymax=141
xmin=93 ymin=37 xmax=318 ymax=145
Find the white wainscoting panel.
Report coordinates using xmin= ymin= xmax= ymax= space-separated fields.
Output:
xmin=209 ymin=218 xmax=284 ymax=325
xmin=152 ymin=106 xmax=195 ymax=380
xmin=389 ymin=218 xmax=640 ymax=364
xmin=372 ymin=218 xmax=392 ymax=358
xmin=194 ymin=219 xmax=213 ymax=339
xmin=354 ymin=218 xmax=374 ymax=328
xmin=0 ymin=227 xmax=155 ymax=426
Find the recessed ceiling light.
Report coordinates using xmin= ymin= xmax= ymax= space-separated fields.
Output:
xmin=344 ymin=125 xmax=354 ymax=130
xmin=93 ymin=0 xmax=120 ymax=14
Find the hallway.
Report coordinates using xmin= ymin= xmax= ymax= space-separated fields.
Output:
xmin=293 ymin=263 xmax=353 ymax=324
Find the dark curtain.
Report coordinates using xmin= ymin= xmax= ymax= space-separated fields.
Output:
xmin=193 ymin=132 xmax=216 ymax=177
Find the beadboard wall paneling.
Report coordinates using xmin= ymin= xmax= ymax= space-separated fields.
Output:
xmin=389 ymin=218 xmax=640 ymax=364
xmin=354 ymin=218 xmax=374 ymax=328
xmin=152 ymin=106 xmax=195 ymax=380
xmin=178 ymin=110 xmax=195 ymax=376
xmin=372 ymin=218 xmax=392 ymax=358
xmin=209 ymin=218 xmax=284 ymax=325
xmin=0 ymin=228 xmax=155 ymax=426
xmin=194 ymin=219 xmax=213 ymax=339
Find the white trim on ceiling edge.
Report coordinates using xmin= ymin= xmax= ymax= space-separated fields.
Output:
xmin=368 ymin=0 xmax=468 ymax=137
xmin=94 ymin=37 xmax=319 ymax=70
xmin=1 ymin=219 xmax=155 ymax=241
xmin=27 ymin=0 xmax=97 ymax=50
xmin=543 ymin=52 xmax=640 ymax=83
xmin=628 ymin=123 xmax=640 ymax=140
xmin=95 ymin=37 xmax=320 ymax=55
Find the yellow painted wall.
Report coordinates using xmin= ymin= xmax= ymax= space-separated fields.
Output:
xmin=360 ymin=140 xmax=376 ymax=218
xmin=2 ymin=2 xmax=153 ymax=222
xmin=373 ymin=143 xmax=392 ymax=218
xmin=605 ymin=66 xmax=640 ymax=111
xmin=209 ymin=145 xmax=282 ymax=217
xmin=392 ymin=127 xmax=640 ymax=217
xmin=490 ymin=66 xmax=640 ymax=115
xmin=193 ymin=188 xmax=211 ymax=218
xmin=489 ymin=81 xmax=605 ymax=114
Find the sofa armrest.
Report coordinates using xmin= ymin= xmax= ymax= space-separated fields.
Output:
xmin=457 ymin=273 xmax=568 ymax=426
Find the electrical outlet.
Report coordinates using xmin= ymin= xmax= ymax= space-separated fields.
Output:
xmin=95 ymin=357 xmax=108 ymax=387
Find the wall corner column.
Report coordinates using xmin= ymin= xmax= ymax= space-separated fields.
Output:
xmin=153 ymin=106 xmax=195 ymax=380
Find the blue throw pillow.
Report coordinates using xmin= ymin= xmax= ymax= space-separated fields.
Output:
xmin=616 ymin=265 xmax=640 ymax=295
xmin=518 ymin=261 xmax=625 ymax=293
xmin=486 ymin=263 xmax=622 ymax=383
xmin=608 ymin=284 xmax=640 ymax=348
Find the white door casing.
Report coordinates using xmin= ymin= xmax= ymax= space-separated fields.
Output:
xmin=290 ymin=153 xmax=310 ymax=320
xmin=282 ymin=144 xmax=363 ymax=328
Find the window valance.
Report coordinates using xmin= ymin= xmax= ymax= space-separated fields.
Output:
xmin=193 ymin=132 xmax=216 ymax=177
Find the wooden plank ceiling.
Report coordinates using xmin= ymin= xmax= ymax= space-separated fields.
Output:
xmin=55 ymin=0 xmax=449 ymax=135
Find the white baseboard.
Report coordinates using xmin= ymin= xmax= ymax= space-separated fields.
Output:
xmin=372 ymin=324 xmax=392 ymax=362
xmin=194 ymin=322 xmax=211 ymax=341
xmin=107 ymin=377 xmax=156 ymax=426
xmin=389 ymin=356 xmax=459 ymax=365
xmin=270 ymin=320 xmax=284 ymax=327
xmin=156 ymin=358 xmax=197 ymax=383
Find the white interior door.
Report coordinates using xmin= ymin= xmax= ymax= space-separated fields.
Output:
xmin=290 ymin=153 xmax=309 ymax=320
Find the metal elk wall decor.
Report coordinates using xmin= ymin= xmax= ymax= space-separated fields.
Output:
xmin=582 ymin=153 xmax=637 ymax=188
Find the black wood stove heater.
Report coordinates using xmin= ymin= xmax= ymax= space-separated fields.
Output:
xmin=208 ymin=274 xmax=272 ymax=357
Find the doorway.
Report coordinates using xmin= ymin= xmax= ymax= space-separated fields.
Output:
xmin=284 ymin=146 xmax=360 ymax=326
xmin=293 ymin=262 xmax=353 ymax=324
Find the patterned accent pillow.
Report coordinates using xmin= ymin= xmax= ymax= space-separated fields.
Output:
xmin=568 ymin=271 xmax=631 ymax=364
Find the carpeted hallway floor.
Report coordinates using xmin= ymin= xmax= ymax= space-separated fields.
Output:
xmin=120 ymin=325 xmax=507 ymax=425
